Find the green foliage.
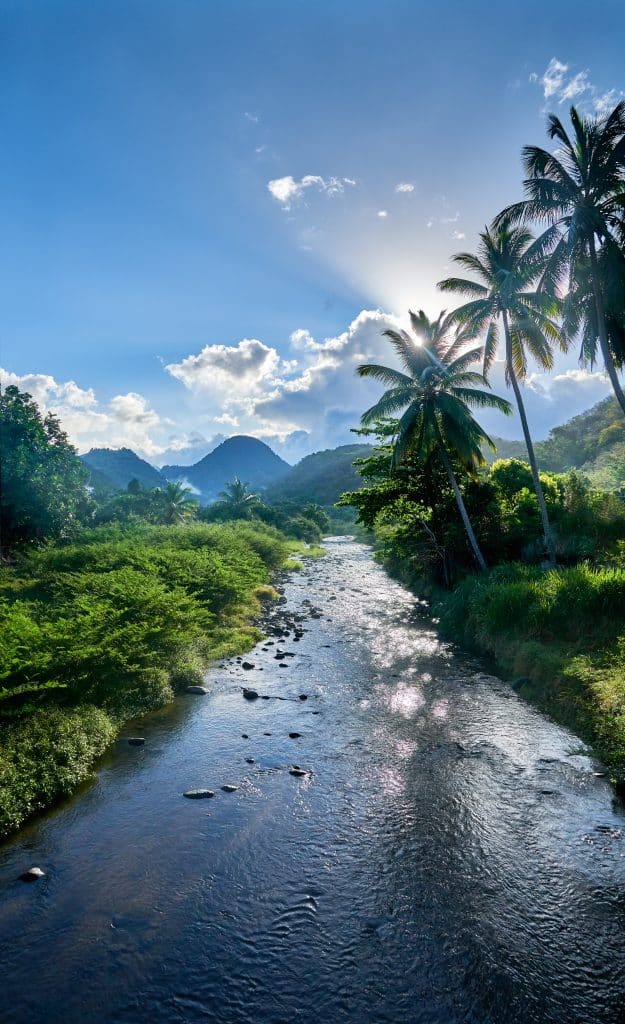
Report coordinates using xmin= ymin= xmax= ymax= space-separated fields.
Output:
xmin=0 ymin=385 xmax=93 ymax=549
xmin=0 ymin=705 xmax=116 ymax=836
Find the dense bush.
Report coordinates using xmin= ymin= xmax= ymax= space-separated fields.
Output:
xmin=0 ymin=519 xmax=297 ymax=834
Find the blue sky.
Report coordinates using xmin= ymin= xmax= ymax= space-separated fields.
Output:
xmin=2 ymin=0 xmax=625 ymax=463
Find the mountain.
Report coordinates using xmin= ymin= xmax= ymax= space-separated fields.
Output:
xmin=162 ymin=435 xmax=290 ymax=501
xmin=81 ymin=447 xmax=165 ymax=491
xmin=265 ymin=443 xmax=373 ymax=506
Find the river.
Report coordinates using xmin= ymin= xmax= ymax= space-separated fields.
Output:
xmin=1 ymin=537 xmax=624 ymax=1024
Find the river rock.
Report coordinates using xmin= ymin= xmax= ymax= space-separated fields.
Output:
xmin=183 ymin=789 xmax=215 ymax=799
xmin=127 ymin=736 xmax=145 ymax=746
xmin=289 ymin=732 xmax=302 ymax=739
xmin=186 ymin=685 xmax=209 ymax=695
xmin=299 ymin=694 xmax=308 ymax=701
xmin=245 ymin=758 xmax=255 ymax=764
xmin=20 ymin=867 xmax=45 ymax=882
xmin=242 ymin=662 xmax=255 ymax=671
xmin=242 ymin=688 xmax=259 ymax=700
xmin=221 ymin=784 xmax=238 ymax=793
xmin=289 ymin=768 xmax=308 ymax=777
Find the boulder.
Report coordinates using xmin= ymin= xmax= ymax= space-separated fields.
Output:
xmin=183 ymin=789 xmax=215 ymax=799
xmin=186 ymin=685 xmax=209 ymax=695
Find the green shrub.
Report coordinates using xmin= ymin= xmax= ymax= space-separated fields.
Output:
xmin=0 ymin=706 xmax=116 ymax=836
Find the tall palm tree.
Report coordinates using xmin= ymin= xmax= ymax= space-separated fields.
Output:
xmin=156 ymin=481 xmax=199 ymax=525
xmin=358 ymin=310 xmax=512 ymax=572
xmin=217 ymin=477 xmax=261 ymax=519
xmin=439 ymin=220 xmax=563 ymax=565
xmin=497 ymin=101 xmax=625 ymax=415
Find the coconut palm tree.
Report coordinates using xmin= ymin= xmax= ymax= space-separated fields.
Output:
xmin=438 ymin=220 xmax=563 ymax=565
xmin=156 ymin=481 xmax=199 ymax=525
xmin=357 ymin=310 xmax=512 ymax=572
xmin=497 ymin=101 xmax=625 ymax=415
xmin=217 ymin=477 xmax=262 ymax=519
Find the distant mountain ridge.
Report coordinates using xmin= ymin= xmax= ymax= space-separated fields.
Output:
xmin=265 ymin=443 xmax=373 ymax=505
xmin=162 ymin=435 xmax=290 ymax=501
xmin=81 ymin=447 xmax=165 ymax=491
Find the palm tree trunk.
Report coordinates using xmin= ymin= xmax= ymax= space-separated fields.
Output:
xmin=502 ymin=310 xmax=557 ymax=567
xmin=434 ymin=426 xmax=488 ymax=573
xmin=588 ymin=237 xmax=625 ymax=418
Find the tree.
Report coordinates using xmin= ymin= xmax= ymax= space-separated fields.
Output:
xmin=439 ymin=220 xmax=563 ymax=564
xmin=0 ymin=385 xmax=92 ymax=550
xmin=357 ymin=311 xmax=512 ymax=572
xmin=154 ymin=481 xmax=199 ymax=525
xmin=498 ymin=101 xmax=625 ymax=415
xmin=215 ymin=477 xmax=262 ymax=519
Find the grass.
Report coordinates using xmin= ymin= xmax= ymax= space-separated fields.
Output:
xmin=0 ymin=519 xmax=297 ymax=837
xmin=434 ymin=563 xmax=625 ymax=782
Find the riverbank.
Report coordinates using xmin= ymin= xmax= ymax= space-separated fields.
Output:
xmin=384 ymin=555 xmax=625 ymax=785
xmin=0 ymin=521 xmax=318 ymax=837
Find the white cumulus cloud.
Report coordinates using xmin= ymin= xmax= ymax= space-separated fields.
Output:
xmin=530 ymin=58 xmax=623 ymax=114
xmin=395 ymin=182 xmax=415 ymax=193
xmin=267 ymin=174 xmax=356 ymax=210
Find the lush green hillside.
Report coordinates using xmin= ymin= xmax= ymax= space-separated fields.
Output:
xmin=163 ymin=435 xmax=289 ymax=501
xmin=266 ymin=443 xmax=373 ymax=505
xmin=489 ymin=396 xmax=625 ymax=487
xmin=82 ymin=447 xmax=165 ymax=491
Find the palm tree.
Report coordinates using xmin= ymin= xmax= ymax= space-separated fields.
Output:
xmin=217 ymin=477 xmax=261 ymax=519
xmin=358 ymin=310 xmax=512 ymax=572
xmin=156 ymin=481 xmax=199 ymax=525
xmin=562 ymin=241 xmax=625 ymax=373
xmin=497 ymin=101 xmax=625 ymax=415
xmin=439 ymin=220 xmax=563 ymax=565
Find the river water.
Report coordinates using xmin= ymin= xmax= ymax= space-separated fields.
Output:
xmin=1 ymin=538 xmax=624 ymax=1024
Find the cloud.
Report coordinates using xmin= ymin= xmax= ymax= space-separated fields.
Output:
xmin=452 ymin=229 xmax=466 ymax=240
xmin=166 ymin=338 xmax=283 ymax=395
xmin=0 ymin=367 xmax=171 ymax=459
xmin=267 ymin=174 xmax=356 ymax=209
xmin=478 ymin=362 xmax=612 ymax=440
xmin=395 ymin=182 xmax=415 ymax=193
xmin=530 ymin=58 xmax=623 ymax=114
xmin=377 ymin=210 xmax=388 ymax=218
xmin=250 ymin=309 xmax=405 ymax=442
xmin=243 ymin=111 xmax=259 ymax=123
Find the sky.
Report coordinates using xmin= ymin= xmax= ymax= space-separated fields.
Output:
xmin=2 ymin=0 xmax=625 ymax=465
